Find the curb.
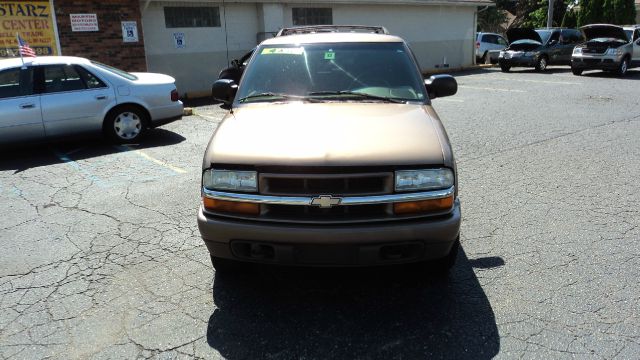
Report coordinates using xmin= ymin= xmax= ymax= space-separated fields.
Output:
xmin=423 ymin=64 xmax=494 ymax=76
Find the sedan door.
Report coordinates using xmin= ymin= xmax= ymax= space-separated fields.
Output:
xmin=0 ymin=66 xmax=44 ymax=144
xmin=37 ymin=64 xmax=114 ymax=138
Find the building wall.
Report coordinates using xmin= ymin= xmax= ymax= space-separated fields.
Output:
xmin=141 ymin=2 xmax=258 ymax=98
xmin=283 ymin=4 xmax=475 ymax=71
xmin=141 ymin=1 xmax=477 ymax=97
xmin=54 ymin=0 xmax=146 ymax=71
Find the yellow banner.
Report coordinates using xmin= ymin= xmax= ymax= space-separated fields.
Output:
xmin=0 ymin=1 xmax=59 ymax=58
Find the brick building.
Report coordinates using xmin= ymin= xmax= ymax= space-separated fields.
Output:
xmin=53 ymin=0 xmax=146 ymax=72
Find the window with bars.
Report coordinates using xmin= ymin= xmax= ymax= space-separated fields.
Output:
xmin=292 ymin=8 xmax=333 ymax=26
xmin=164 ymin=7 xmax=221 ymax=28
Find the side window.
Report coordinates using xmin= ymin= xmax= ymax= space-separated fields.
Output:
xmin=0 ymin=68 xmax=21 ymax=99
xmin=635 ymin=30 xmax=640 ymax=42
xmin=484 ymin=34 xmax=497 ymax=44
xmin=549 ymin=31 xmax=560 ymax=44
xmin=43 ymin=65 xmax=86 ymax=93
xmin=497 ymin=36 xmax=508 ymax=46
xmin=75 ymin=66 xmax=106 ymax=89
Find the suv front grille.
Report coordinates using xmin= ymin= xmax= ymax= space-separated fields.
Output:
xmin=258 ymin=172 xmax=394 ymax=223
xmin=259 ymin=172 xmax=393 ymax=196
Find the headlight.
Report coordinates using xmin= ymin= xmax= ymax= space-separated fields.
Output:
xmin=605 ymin=48 xmax=621 ymax=55
xmin=573 ymin=47 xmax=582 ymax=55
xmin=395 ymin=169 xmax=454 ymax=192
xmin=203 ymin=169 xmax=257 ymax=192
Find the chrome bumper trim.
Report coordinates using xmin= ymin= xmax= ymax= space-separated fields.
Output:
xmin=202 ymin=186 xmax=455 ymax=206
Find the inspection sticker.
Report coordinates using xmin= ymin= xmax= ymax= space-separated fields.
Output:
xmin=261 ymin=47 xmax=304 ymax=55
xmin=324 ymin=51 xmax=335 ymax=60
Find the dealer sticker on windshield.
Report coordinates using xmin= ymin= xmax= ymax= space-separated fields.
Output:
xmin=261 ymin=47 xmax=304 ymax=55
xmin=324 ymin=51 xmax=335 ymax=60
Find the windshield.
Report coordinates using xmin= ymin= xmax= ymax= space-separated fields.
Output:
xmin=236 ymin=42 xmax=426 ymax=103
xmin=535 ymin=30 xmax=552 ymax=44
xmin=91 ymin=61 xmax=138 ymax=80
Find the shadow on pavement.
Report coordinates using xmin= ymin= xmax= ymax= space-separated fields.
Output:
xmin=207 ymin=248 xmax=502 ymax=359
xmin=580 ymin=69 xmax=640 ymax=80
xmin=0 ymin=128 xmax=185 ymax=173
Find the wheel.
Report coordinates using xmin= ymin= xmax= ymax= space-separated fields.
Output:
xmin=104 ymin=105 xmax=147 ymax=143
xmin=499 ymin=63 xmax=511 ymax=72
xmin=480 ymin=52 xmax=487 ymax=64
xmin=571 ymin=67 xmax=583 ymax=76
xmin=617 ymin=57 xmax=629 ymax=76
xmin=535 ymin=56 xmax=548 ymax=72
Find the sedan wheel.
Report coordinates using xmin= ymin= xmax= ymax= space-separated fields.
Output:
xmin=105 ymin=106 xmax=146 ymax=143
xmin=535 ymin=56 xmax=548 ymax=72
xmin=618 ymin=58 xmax=629 ymax=76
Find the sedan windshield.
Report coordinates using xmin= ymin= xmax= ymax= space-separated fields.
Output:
xmin=535 ymin=30 xmax=552 ymax=44
xmin=236 ymin=42 xmax=426 ymax=103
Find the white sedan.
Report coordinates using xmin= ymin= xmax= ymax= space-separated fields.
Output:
xmin=0 ymin=56 xmax=183 ymax=144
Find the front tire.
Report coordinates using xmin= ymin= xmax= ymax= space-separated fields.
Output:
xmin=499 ymin=63 xmax=511 ymax=72
xmin=104 ymin=106 xmax=147 ymax=143
xmin=571 ymin=67 xmax=583 ymax=76
xmin=617 ymin=57 xmax=629 ymax=76
xmin=412 ymin=237 xmax=460 ymax=277
xmin=535 ymin=56 xmax=548 ymax=72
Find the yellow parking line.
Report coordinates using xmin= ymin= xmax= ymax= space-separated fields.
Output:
xmin=118 ymin=145 xmax=187 ymax=174
xmin=459 ymin=85 xmax=526 ymax=93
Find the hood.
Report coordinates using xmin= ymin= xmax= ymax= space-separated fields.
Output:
xmin=129 ymin=72 xmax=176 ymax=85
xmin=204 ymin=103 xmax=445 ymax=167
xmin=581 ymin=24 xmax=629 ymax=42
xmin=506 ymin=28 xmax=543 ymax=44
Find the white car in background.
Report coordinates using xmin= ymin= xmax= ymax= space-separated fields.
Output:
xmin=476 ymin=32 xmax=508 ymax=64
xmin=0 ymin=56 xmax=183 ymax=145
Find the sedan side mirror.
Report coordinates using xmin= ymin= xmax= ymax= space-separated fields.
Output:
xmin=425 ymin=75 xmax=457 ymax=99
xmin=212 ymin=79 xmax=238 ymax=108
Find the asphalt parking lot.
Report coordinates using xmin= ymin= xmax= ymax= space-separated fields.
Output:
xmin=1 ymin=66 xmax=640 ymax=359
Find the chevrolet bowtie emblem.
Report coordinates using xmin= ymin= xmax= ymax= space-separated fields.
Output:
xmin=310 ymin=195 xmax=342 ymax=208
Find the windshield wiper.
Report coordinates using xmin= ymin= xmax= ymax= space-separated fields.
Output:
xmin=307 ymin=90 xmax=406 ymax=103
xmin=238 ymin=92 xmax=323 ymax=103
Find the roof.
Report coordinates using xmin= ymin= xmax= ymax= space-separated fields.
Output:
xmin=261 ymin=32 xmax=405 ymax=45
xmin=0 ymin=56 xmax=90 ymax=69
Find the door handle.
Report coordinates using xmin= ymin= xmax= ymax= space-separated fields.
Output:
xmin=95 ymin=95 xmax=107 ymax=100
xmin=19 ymin=103 xmax=35 ymax=109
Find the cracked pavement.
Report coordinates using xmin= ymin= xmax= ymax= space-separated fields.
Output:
xmin=1 ymin=67 xmax=639 ymax=359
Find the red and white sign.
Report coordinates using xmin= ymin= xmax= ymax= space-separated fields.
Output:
xmin=70 ymin=14 xmax=99 ymax=32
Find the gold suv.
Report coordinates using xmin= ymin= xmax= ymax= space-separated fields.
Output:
xmin=198 ymin=26 xmax=461 ymax=274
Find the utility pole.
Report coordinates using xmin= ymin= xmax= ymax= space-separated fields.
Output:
xmin=547 ymin=0 xmax=555 ymax=28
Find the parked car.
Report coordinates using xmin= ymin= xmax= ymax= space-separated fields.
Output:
xmin=200 ymin=25 xmax=461 ymax=274
xmin=0 ymin=56 xmax=183 ymax=145
xmin=218 ymin=48 xmax=255 ymax=83
xmin=498 ymin=28 xmax=584 ymax=72
xmin=571 ymin=24 xmax=640 ymax=76
xmin=476 ymin=32 xmax=508 ymax=64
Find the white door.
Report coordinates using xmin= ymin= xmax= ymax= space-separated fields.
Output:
xmin=38 ymin=64 xmax=113 ymax=138
xmin=0 ymin=66 xmax=44 ymax=144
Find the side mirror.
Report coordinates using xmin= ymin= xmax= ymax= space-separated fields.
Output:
xmin=425 ymin=75 xmax=457 ymax=99
xmin=211 ymin=79 xmax=238 ymax=108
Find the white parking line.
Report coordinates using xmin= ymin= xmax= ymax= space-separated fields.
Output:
xmin=434 ymin=98 xmax=465 ymax=102
xmin=489 ymin=77 xmax=582 ymax=85
xmin=117 ymin=145 xmax=187 ymax=174
xmin=458 ymin=85 xmax=526 ymax=93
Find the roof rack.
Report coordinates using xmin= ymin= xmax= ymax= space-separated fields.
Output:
xmin=277 ymin=25 xmax=389 ymax=37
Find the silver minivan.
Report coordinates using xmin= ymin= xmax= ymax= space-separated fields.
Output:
xmin=476 ymin=32 xmax=508 ymax=63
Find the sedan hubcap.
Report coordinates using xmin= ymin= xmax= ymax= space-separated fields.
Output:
xmin=621 ymin=61 xmax=628 ymax=74
xmin=114 ymin=112 xmax=141 ymax=139
xmin=539 ymin=58 xmax=547 ymax=70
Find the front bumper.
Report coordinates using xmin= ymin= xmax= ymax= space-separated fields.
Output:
xmin=197 ymin=199 xmax=461 ymax=266
xmin=571 ymin=55 xmax=621 ymax=70
xmin=498 ymin=55 xmax=536 ymax=67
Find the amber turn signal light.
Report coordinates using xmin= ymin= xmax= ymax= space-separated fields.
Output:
xmin=393 ymin=195 xmax=454 ymax=215
xmin=203 ymin=197 xmax=260 ymax=215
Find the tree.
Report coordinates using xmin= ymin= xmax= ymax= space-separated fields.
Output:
xmin=578 ymin=0 xmax=637 ymax=25
xmin=478 ymin=7 xmax=509 ymax=33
